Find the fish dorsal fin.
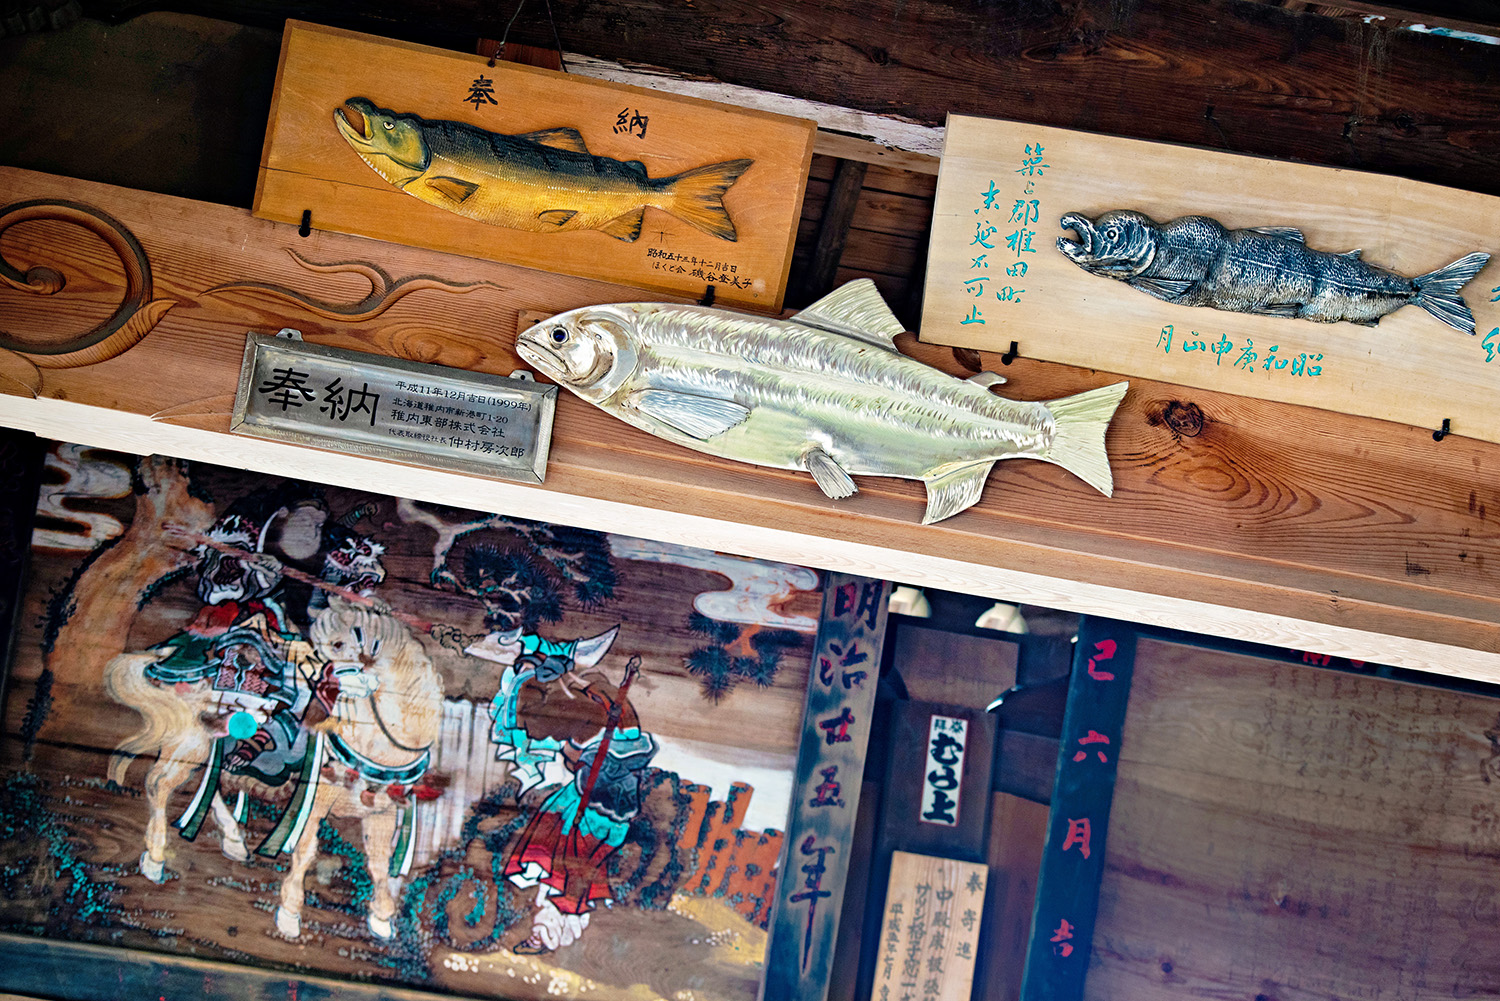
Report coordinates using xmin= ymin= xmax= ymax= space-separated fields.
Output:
xmin=791 ymin=279 xmax=905 ymax=351
xmin=425 ymin=176 xmax=480 ymax=203
xmin=598 ymin=207 xmax=645 ymax=242
xmin=1249 ymin=226 xmax=1305 ymax=243
xmin=623 ymin=160 xmax=648 ymax=178
xmin=804 ymin=447 xmax=857 ymax=499
xmin=1340 ymin=249 xmax=1363 ymax=260
xmin=1127 ymin=276 xmax=1194 ymax=301
xmin=922 ymin=461 xmax=995 ymax=525
xmin=968 ymin=372 xmax=1007 ymax=389
xmin=631 ymin=389 xmax=749 ymax=440
xmin=517 ymin=127 xmax=590 ymax=154
xmin=537 ymin=209 xmax=578 ymax=227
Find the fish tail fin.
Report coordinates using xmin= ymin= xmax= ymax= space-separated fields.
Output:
xmin=658 ymin=158 xmax=754 ymax=241
xmin=1039 ymin=381 xmax=1130 ymax=496
xmin=1413 ymin=251 xmax=1491 ymax=334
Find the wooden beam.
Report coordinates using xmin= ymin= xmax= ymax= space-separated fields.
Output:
xmin=795 ymin=157 xmax=868 ymax=304
xmin=502 ymin=0 xmax=1500 ymax=197
xmin=3 ymin=167 xmax=1499 ymax=685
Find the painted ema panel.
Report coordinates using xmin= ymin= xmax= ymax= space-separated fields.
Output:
xmin=920 ymin=715 xmax=968 ymax=828
xmin=0 ymin=444 xmax=824 ymax=1001
xmin=256 ymin=22 xmax=816 ymax=311
xmin=920 ymin=115 xmax=1500 ymax=444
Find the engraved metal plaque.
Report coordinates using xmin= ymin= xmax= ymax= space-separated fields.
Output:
xmin=232 ymin=333 xmax=555 ymax=483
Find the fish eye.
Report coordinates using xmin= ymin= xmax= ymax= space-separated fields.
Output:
xmin=382 ymin=120 xmax=395 ymax=130
xmin=551 ymin=327 xmax=569 ymax=343
xmin=1104 ymin=226 xmax=1121 ymax=241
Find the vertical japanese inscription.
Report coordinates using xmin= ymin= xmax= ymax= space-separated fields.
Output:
xmin=960 ymin=142 xmax=1047 ymax=327
xmin=871 ymin=852 xmax=988 ymax=1001
xmin=920 ymin=716 xmax=969 ymax=828
xmin=1019 ymin=619 xmax=1137 ymax=1001
xmin=763 ymin=575 xmax=891 ymax=1001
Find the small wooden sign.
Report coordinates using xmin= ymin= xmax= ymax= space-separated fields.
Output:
xmin=920 ymin=114 xmax=1500 ymax=443
xmin=232 ymin=333 xmax=555 ymax=482
xmin=878 ymin=701 xmax=995 ymax=863
xmin=256 ymin=21 xmax=816 ymax=312
xmin=871 ymin=852 xmax=988 ymax=1001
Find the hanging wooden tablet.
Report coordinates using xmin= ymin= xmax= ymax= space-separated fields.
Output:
xmin=870 ymin=851 xmax=988 ymax=1001
xmin=255 ymin=22 xmax=816 ymax=312
xmin=920 ymin=115 xmax=1500 ymax=443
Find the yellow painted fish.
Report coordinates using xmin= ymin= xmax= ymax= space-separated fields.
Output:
xmin=334 ymin=97 xmax=753 ymax=242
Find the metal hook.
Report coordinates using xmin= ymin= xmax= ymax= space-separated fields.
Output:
xmin=1000 ymin=340 xmax=1019 ymax=365
xmin=1433 ymin=418 xmax=1452 ymax=442
xmin=699 ymin=284 xmax=716 ymax=307
xmin=298 ymin=210 xmax=311 ymax=238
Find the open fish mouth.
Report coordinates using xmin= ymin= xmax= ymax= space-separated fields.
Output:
xmin=334 ymin=100 xmax=373 ymax=145
xmin=1056 ymin=212 xmax=1099 ymax=263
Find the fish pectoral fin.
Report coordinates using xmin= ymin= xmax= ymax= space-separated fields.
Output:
xmin=1249 ymin=226 xmax=1306 ymax=243
xmin=921 ymin=461 xmax=996 ymax=525
xmin=792 ymin=279 xmax=905 ymax=351
xmin=804 ymin=447 xmax=857 ymax=500
xmin=631 ymin=389 xmax=749 ymax=440
xmin=597 ymin=208 xmax=645 ymax=242
xmin=1127 ymin=276 xmax=1194 ymax=300
xmin=967 ymin=371 xmax=1007 ymax=389
xmin=516 ymin=127 xmax=590 ymax=154
xmin=1249 ymin=302 xmax=1301 ymax=317
xmin=536 ymin=209 xmax=579 ymax=228
xmin=424 ymin=176 xmax=480 ymax=204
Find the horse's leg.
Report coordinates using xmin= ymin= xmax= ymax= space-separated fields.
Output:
xmin=210 ymin=792 xmax=248 ymax=862
xmin=140 ymin=732 xmax=211 ymax=883
xmin=275 ymin=782 xmax=336 ymax=939
xmin=359 ymin=806 xmax=399 ymax=940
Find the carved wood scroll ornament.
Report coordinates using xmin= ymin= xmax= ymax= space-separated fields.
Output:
xmin=0 ymin=199 xmax=177 ymax=368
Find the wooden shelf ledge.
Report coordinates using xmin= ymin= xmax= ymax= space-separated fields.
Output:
xmin=1 ymin=166 xmax=1496 ymax=683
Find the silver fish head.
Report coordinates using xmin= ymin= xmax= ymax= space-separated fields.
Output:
xmin=335 ymin=97 xmax=431 ymax=183
xmin=1057 ymin=210 xmax=1162 ymax=280
xmin=516 ymin=305 xmax=642 ymax=402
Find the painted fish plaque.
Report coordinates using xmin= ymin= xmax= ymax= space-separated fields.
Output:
xmin=232 ymin=333 xmax=556 ymax=482
xmin=920 ymin=114 xmax=1500 ymax=444
xmin=256 ymin=21 xmax=817 ymax=311
xmin=519 ymin=280 xmax=1127 ymax=525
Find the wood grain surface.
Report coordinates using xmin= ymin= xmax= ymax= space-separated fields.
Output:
xmin=869 ymin=851 xmax=988 ymax=1001
xmin=323 ymin=0 xmax=1500 ymax=197
xmin=922 ymin=115 xmax=1500 ymax=443
xmin=3 ymin=167 xmax=1500 ymax=683
xmin=256 ymin=22 xmax=816 ymax=311
xmin=1091 ymin=637 xmax=1500 ymax=999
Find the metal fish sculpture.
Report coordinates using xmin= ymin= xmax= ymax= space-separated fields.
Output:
xmin=517 ymin=279 xmax=1128 ymax=524
xmin=1057 ymin=210 xmax=1491 ymax=333
xmin=334 ymin=96 xmax=753 ymax=242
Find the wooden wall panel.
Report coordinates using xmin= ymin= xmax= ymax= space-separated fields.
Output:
xmin=1090 ymin=637 xmax=1500 ymax=999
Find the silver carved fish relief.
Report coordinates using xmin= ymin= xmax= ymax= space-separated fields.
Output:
xmin=1057 ymin=210 xmax=1491 ymax=333
xmin=517 ymin=280 xmax=1128 ymax=525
